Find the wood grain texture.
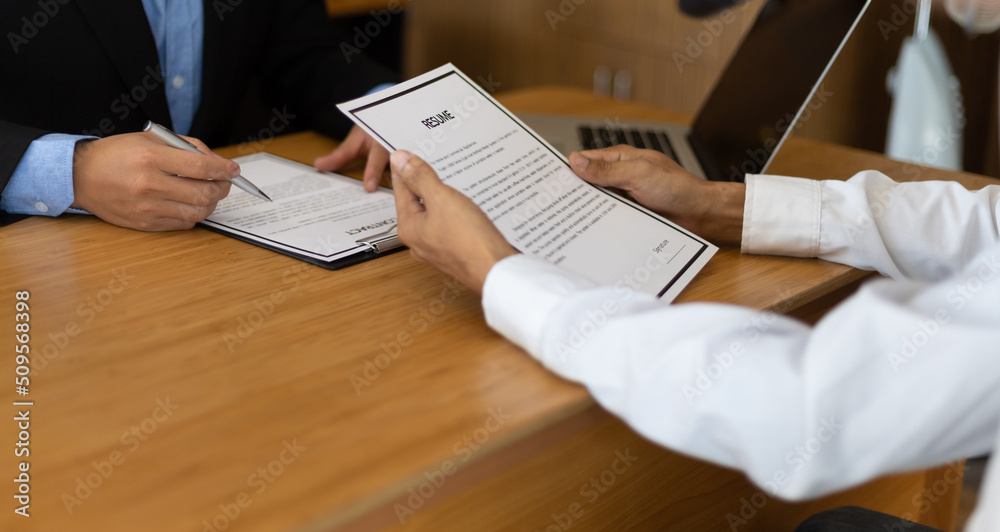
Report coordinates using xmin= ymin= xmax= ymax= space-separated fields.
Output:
xmin=0 ymin=88 xmax=980 ymax=531
xmin=379 ymin=406 xmax=964 ymax=532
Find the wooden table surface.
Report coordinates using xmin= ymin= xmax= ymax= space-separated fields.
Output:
xmin=1 ymin=88 xmax=992 ymax=531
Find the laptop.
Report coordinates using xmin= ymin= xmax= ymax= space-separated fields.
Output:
xmin=518 ymin=0 xmax=871 ymax=182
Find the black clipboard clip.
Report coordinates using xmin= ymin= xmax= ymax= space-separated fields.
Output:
xmin=355 ymin=224 xmax=404 ymax=254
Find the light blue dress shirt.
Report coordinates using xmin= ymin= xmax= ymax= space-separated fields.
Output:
xmin=1 ymin=0 xmax=203 ymax=216
xmin=142 ymin=0 xmax=203 ymax=137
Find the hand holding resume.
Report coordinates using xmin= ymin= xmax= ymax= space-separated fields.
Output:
xmin=338 ymin=64 xmax=717 ymax=299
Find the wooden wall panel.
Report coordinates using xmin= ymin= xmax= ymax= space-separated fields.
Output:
xmin=404 ymin=0 xmax=762 ymax=115
xmin=403 ymin=0 xmax=1000 ymax=177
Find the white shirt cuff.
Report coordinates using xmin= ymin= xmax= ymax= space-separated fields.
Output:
xmin=742 ymin=173 xmax=822 ymax=257
xmin=482 ymin=254 xmax=597 ymax=355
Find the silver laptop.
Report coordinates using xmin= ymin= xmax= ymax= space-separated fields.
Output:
xmin=518 ymin=0 xmax=870 ymax=182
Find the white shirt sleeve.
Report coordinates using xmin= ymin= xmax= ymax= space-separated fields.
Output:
xmin=744 ymin=171 xmax=1000 ymax=281
xmin=482 ymin=171 xmax=1000 ymax=501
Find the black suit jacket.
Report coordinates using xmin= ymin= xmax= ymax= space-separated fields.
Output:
xmin=0 ymin=0 xmax=394 ymax=213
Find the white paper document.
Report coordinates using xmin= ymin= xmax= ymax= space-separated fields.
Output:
xmin=338 ymin=64 xmax=717 ymax=299
xmin=202 ymin=153 xmax=400 ymax=268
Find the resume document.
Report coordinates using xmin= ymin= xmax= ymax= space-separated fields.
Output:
xmin=339 ymin=64 xmax=717 ymax=299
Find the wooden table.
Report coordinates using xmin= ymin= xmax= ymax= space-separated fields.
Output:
xmin=2 ymin=88 xmax=991 ymax=532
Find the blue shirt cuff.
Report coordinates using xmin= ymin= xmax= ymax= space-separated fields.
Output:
xmin=366 ymin=83 xmax=395 ymax=96
xmin=1 ymin=134 xmax=96 ymax=216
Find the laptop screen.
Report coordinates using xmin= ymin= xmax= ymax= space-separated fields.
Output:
xmin=689 ymin=0 xmax=870 ymax=182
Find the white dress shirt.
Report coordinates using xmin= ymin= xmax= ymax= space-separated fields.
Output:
xmin=482 ymin=171 xmax=1000 ymax=528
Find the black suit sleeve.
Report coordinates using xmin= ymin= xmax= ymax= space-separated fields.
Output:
xmin=256 ymin=0 xmax=397 ymax=139
xmin=0 ymin=121 xmax=49 ymax=222
xmin=0 ymin=121 xmax=49 ymax=194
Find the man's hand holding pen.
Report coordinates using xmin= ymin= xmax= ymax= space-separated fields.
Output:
xmin=71 ymin=132 xmax=238 ymax=232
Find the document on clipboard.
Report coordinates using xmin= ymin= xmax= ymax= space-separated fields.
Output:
xmin=337 ymin=64 xmax=718 ymax=299
xmin=200 ymin=153 xmax=403 ymax=269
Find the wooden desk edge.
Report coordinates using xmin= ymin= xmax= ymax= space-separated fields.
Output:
xmin=306 ymin=400 xmax=603 ymax=531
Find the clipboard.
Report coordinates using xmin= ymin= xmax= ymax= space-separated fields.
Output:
xmin=198 ymin=222 xmax=406 ymax=270
xmin=199 ymin=153 xmax=406 ymax=270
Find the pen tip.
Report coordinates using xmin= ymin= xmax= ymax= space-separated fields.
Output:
xmin=262 ymin=192 xmax=274 ymax=202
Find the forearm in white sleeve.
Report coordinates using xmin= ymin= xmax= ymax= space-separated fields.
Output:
xmin=744 ymin=172 xmax=1000 ymax=282
xmin=483 ymin=248 xmax=1000 ymax=500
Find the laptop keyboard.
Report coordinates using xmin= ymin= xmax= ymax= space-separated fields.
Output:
xmin=577 ymin=126 xmax=678 ymax=161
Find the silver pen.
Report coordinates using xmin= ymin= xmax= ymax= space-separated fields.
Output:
xmin=142 ymin=121 xmax=272 ymax=202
